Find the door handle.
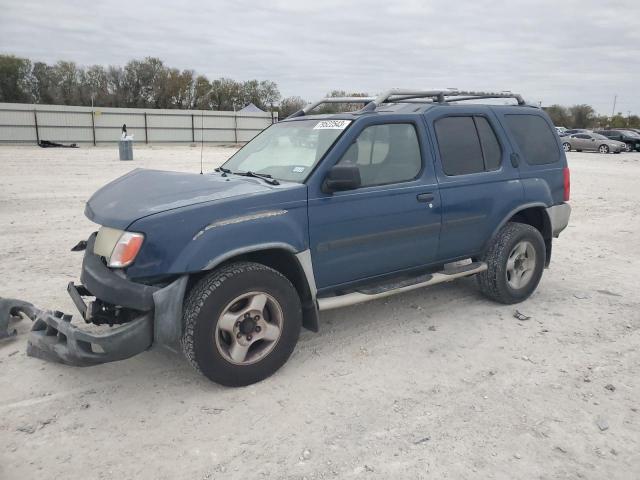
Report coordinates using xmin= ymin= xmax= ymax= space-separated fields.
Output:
xmin=417 ymin=193 xmax=434 ymax=203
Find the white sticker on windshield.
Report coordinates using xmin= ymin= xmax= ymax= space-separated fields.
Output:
xmin=313 ymin=120 xmax=351 ymax=130
xmin=292 ymin=166 xmax=305 ymax=173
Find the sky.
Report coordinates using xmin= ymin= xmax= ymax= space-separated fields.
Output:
xmin=1 ymin=0 xmax=639 ymax=114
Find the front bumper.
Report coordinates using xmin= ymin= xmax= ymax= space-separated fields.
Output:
xmin=27 ymin=309 xmax=153 ymax=366
xmin=10 ymin=234 xmax=187 ymax=367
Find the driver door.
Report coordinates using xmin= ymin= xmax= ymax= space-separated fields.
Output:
xmin=307 ymin=120 xmax=441 ymax=290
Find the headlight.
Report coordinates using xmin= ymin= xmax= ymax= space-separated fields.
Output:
xmin=108 ymin=232 xmax=145 ymax=268
xmin=94 ymin=227 xmax=144 ymax=268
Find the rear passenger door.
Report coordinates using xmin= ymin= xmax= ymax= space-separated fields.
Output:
xmin=425 ymin=108 xmax=523 ymax=261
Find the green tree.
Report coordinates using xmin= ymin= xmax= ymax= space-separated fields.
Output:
xmin=0 ymin=54 xmax=32 ymax=102
xmin=210 ymin=78 xmax=242 ymax=110
xmin=569 ymin=104 xmax=596 ymax=129
xmin=317 ymin=90 xmax=370 ymax=114
xmin=278 ymin=96 xmax=307 ymax=118
xmin=191 ymin=75 xmax=212 ymax=109
xmin=543 ymin=104 xmax=572 ymax=127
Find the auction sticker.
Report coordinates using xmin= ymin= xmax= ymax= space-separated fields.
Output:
xmin=313 ymin=120 xmax=351 ymax=130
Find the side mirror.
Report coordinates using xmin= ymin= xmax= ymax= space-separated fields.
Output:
xmin=322 ymin=164 xmax=361 ymax=193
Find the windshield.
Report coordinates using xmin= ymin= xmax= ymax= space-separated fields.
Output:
xmin=222 ymin=119 xmax=351 ymax=183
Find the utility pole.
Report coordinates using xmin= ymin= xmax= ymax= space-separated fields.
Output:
xmin=611 ymin=94 xmax=617 ymax=119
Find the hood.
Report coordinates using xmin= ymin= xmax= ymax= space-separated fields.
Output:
xmin=85 ymin=169 xmax=273 ymax=229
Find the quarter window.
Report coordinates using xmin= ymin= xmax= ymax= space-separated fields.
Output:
xmin=434 ymin=116 xmax=503 ymax=176
xmin=337 ymin=123 xmax=421 ymax=187
xmin=504 ymin=114 xmax=560 ymax=165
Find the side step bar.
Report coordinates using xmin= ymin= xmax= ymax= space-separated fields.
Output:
xmin=317 ymin=261 xmax=487 ymax=311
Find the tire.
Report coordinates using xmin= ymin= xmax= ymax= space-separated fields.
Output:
xmin=476 ymin=222 xmax=546 ymax=304
xmin=599 ymin=144 xmax=610 ymax=154
xmin=562 ymin=142 xmax=571 ymax=152
xmin=625 ymin=143 xmax=633 ymax=152
xmin=181 ymin=262 xmax=302 ymax=387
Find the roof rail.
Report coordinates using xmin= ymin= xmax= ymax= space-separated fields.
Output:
xmin=287 ymin=89 xmax=526 ymax=118
xmin=287 ymin=97 xmax=375 ymax=118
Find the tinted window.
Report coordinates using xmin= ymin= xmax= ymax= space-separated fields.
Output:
xmin=504 ymin=114 xmax=560 ymax=165
xmin=338 ymin=123 xmax=421 ymax=187
xmin=576 ymin=134 xmax=590 ymax=139
xmin=434 ymin=117 xmax=484 ymax=175
xmin=434 ymin=116 xmax=502 ymax=175
xmin=475 ymin=117 xmax=502 ymax=171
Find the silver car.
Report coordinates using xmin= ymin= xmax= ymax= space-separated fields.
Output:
xmin=561 ymin=132 xmax=625 ymax=154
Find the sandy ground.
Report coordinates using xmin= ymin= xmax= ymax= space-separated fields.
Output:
xmin=0 ymin=145 xmax=639 ymax=480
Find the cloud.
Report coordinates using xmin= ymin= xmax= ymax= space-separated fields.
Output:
xmin=1 ymin=0 xmax=639 ymax=113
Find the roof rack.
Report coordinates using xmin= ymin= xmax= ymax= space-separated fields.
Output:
xmin=287 ymin=89 xmax=526 ymax=118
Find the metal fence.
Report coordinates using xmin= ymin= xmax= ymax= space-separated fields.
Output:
xmin=0 ymin=102 xmax=277 ymax=145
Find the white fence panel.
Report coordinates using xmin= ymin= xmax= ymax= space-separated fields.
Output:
xmin=0 ymin=103 xmax=276 ymax=145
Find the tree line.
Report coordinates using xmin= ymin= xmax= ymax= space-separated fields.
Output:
xmin=543 ymin=104 xmax=639 ymax=129
xmin=1 ymin=54 xmax=638 ymax=125
xmin=0 ymin=54 xmax=286 ymax=112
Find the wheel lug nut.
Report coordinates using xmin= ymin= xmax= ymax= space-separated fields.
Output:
xmin=254 ymin=315 xmax=260 ymax=321
xmin=236 ymin=332 xmax=242 ymax=339
xmin=235 ymin=321 xmax=240 ymax=328
xmin=255 ymin=326 xmax=261 ymax=333
xmin=244 ymin=313 xmax=250 ymax=318
xmin=247 ymin=335 xmax=252 ymax=341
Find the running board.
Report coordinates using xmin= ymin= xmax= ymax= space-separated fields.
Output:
xmin=317 ymin=261 xmax=487 ymax=311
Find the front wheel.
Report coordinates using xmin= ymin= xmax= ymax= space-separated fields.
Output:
xmin=625 ymin=143 xmax=633 ymax=152
xmin=599 ymin=144 xmax=610 ymax=154
xmin=562 ymin=142 xmax=571 ymax=152
xmin=181 ymin=262 xmax=302 ymax=386
xmin=476 ymin=222 xmax=546 ymax=304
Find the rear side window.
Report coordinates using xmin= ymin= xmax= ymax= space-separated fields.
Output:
xmin=504 ymin=114 xmax=560 ymax=165
xmin=475 ymin=117 xmax=501 ymax=171
xmin=434 ymin=116 xmax=502 ymax=176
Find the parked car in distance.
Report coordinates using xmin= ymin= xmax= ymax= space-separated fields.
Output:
xmin=594 ymin=129 xmax=640 ymax=151
xmin=561 ymin=132 xmax=625 ymax=153
xmin=559 ymin=128 xmax=590 ymax=137
xmin=560 ymin=128 xmax=590 ymax=137
xmin=555 ymin=126 xmax=567 ymax=135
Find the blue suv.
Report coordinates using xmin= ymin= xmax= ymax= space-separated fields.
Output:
xmin=7 ymin=89 xmax=571 ymax=386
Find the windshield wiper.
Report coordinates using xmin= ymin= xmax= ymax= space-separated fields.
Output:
xmin=215 ymin=166 xmax=232 ymax=175
xmin=236 ymin=171 xmax=280 ymax=185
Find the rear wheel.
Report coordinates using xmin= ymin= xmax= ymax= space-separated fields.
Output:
xmin=182 ymin=262 xmax=302 ymax=386
xmin=562 ymin=142 xmax=571 ymax=152
xmin=625 ymin=143 xmax=633 ymax=152
xmin=599 ymin=144 xmax=610 ymax=154
xmin=477 ymin=222 xmax=546 ymax=304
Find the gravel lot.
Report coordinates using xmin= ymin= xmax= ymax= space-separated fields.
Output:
xmin=1 ymin=145 xmax=639 ymax=479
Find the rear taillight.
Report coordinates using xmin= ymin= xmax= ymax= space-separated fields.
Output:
xmin=563 ymin=167 xmax=570 ymax=202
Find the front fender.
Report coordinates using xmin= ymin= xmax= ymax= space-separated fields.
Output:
xmin=125 ymin=187 xmax=309 ymax=279
xmin=174 ymin=209 xmax=308 ymax=273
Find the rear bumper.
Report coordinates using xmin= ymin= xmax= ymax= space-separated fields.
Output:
xmin=547 ymin=203 xmax=571 ymax=237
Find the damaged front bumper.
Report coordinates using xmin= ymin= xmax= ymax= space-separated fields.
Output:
xmin=28 ymin=309 xmax=153 ymax=366
xmin=2 ymin=233 xmax=188 ymax=367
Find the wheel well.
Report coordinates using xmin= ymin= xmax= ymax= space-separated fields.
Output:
xmin=188 ymin=248 xmax=319 ymax=332
xmin=509 ymin=207 xmax=552 ymax=266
